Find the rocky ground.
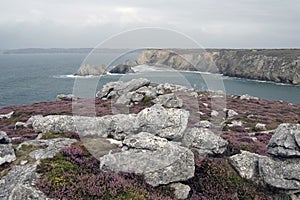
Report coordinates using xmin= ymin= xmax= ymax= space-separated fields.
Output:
xmin=0 ymin=78 xmax=300 ymax=199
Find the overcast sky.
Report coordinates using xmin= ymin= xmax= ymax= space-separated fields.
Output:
xmin=0 ymin=0 xmax=299 ymax=49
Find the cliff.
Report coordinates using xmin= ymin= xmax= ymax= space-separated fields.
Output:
xmin=135 ymin=49 xmax=300 ymax=85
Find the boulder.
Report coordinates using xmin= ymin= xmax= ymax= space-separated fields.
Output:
xmin=255 ymin=123 xmax=267 ymax=131
xmin=259 ymin=157 xmax=300 ymax=191
xmin=109 ymin=64 xmax=134 ymax=74
xmin=0 ymin=144 xmax=16 ymax=165
xmin=182 ymin=128 xmax=228 ymax=156
xmin=225 ymin=109 xmax=239 ymax=118
xmin=197 ymin=120 xmax=213 ymax=129
xmin=18 ymin=138 xmax=77 ymax=160
xmin=170 ymin=183 xmax=191 ymax=200
xmin=100 ymin=132 xmax=195 ymax=186
xmin=25 ymin=115 xmax=43 ymax=127
xmin=137 ymin=104 xmax=189 ymax=140
xmin=0 ymin=131 xmax=11 ymax=144
xmin=56 ymin=94 xmax=77 ymax=101
xmin=229 ymin=151 xmax=262 ymax=179
xmin=96 ymin=78 xmax=150 ymax=99
xmin=0 ymin=164 xmax=51 ymax=200
xmin=136 ymin=86 xmax=158 ymax=98
xmin=14 ymin=122 xmax=27 ymax=130
xmin=0 ymin=111 xmax=14 ymax=120
xmin=267 ymin=123 xmax=300 ymax=157
xmin=152 ymin=93 xmax=183 ymax=108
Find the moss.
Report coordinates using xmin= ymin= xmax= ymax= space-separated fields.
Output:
xmin=14 ymin=144 xmax=44 ymax=165
xmin=41 ymin=132 xmax=64 ymax=140
xmin=140 ymin=96 xmax=153 ymax=106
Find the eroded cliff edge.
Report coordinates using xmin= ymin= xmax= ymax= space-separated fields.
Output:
xmin=134 ymin=49 xmax=300 ymax=85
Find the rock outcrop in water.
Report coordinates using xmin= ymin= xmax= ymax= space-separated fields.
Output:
xmin=75 ymin=64 xmax=107 ymax=76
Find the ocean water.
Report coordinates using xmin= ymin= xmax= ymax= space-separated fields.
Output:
xmin=0 ymin=53 xmax=300 ymax=108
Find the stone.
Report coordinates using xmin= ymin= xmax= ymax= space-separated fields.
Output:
xmin=240 ymin=94 xmax=259 ymax=101
xmin=137 ymin=104 xmax=189 ymax=140
xmin=229 ymin=151 xmax=262 ymax=179
xmin=25 ymin=115 xmax=43 ymax=127
xmin=75 ymin=64 xmax=107 ymax=76
xmin=14 ymin=122 xmax=27 ymax=130
xmin=136 ymin=86 xmax=157 ymax=98
xmin=33 ymin=115 xmax=74 ymax=133
xmin=18 ymin=138 xmax=77 ymax=160
xmin=211 ymin=110 xmax=219 ymax=117
xmin=100 ymin=132 xmax=195 ymax=187
xmin=152 ymin=93 xmax=183 ymax=108
xmin=170 ymin=183 xmax=191 ymax=200
xmin=182 ymin=128 xmax=228 ymax=156
xmin=96 ymin=81 xmax=121 ymax=99
xmin=227 ymin=120 xmax=243 ymax=127
xmin=225 ymin=109 xmax=239 ymax=118
xmin=0 ymin=131 xmax=11 ymax=144
xmin=259 ymin=157 xmax=300 ymax=191
xmin=109 ymin=64 xmax=134 ymax=74
xmin=115 ymin=93 xmax=133 ymax=106
xmin=0 ymin=111 xmax=14 ymax=120
xmin=197 ymin=120 xmax=213 ymax=128
xmin=131 ymin=92 xmax=144 ymax=102
xmin=56 ymin=94 xmax=77 ymax=101
xmin=267 ymin=123 xmax=300 ymax=157
xmin=0 ymin=144 xmax=16 ymax=165
xmin=0 ymin=164 xmax=51 ymax=200
xmin=255 ymin=123 xmax=267 ymax=131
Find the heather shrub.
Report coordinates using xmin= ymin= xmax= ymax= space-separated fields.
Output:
xmin=36 ymin=142 xmax=175 ymax=200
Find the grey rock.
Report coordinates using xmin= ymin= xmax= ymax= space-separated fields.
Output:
xmin=255 ymin=123 xmax=267 ymax=131
xmin=18 ymin=138 xmax=77 ymax=160
xmin=152 ymin=93 xmax=183 ymax=108
xmin=0 ymin=164 xmax=53 ymax=200
xmin=170 ymin=183 xmax=191 ymax=200
xmin=182 ymin=128 xmax=228 ymax=156
xmin=109 ymin=64 xmax=134 ymax=74
xmin=131 ymin=92 xmax=144 ymax=102
xmin=115 ymin=92 xmax=133 ymax=106
xmin=33 ymin=115 xmax=74 ymax=134
xmin=136 ymin=86 xmax=158 ymax=98
xmin=56 ymin=94 xmax=77 ymax=101
xmin=75 ymin=64 xmax=107 ymax=76
xmin=229 ymin=151 xmax=262 ymax=179
xmin=96 ymin=81 xmax=121 ymax=99
xmin=197 ymin=120 xmax=213 ymax=129
xmin=240 ymin=94 xmax=259 ymax=101
xmin=96 ymin=78 xmax=150 ymax=99
xmin=259 ymin=157 xmax=300 ymax=190
xmin=9 ymin=183 xmax=53 ymax=200
xmin=0 ymin=131 xmax=11 ymax=144
xmin=26 ymin=115 xmax=43 ymax=127
xmin=100 ymin=132 xmax=195 ymax=186
xmin=137 ymin=104 xmax=189 ymax=140
xmin=0 ymin=111 xmax=14 ymax=120
xmin=0 ymin=144 xmax=16 ymax=165
xmin=267 ymin=123 xmax=300 ymax=157
xmin=225 ymin=109 xmax=239 ymax=118
xmin=14 ymin=122 xmax=27 ymax=130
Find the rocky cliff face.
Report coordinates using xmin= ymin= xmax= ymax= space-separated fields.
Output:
xmin=135 ymin=49 xmax=300 ymax=85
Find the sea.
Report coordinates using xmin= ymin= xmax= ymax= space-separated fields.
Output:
xmin=0 ymin=52 xmax=300 ymax=108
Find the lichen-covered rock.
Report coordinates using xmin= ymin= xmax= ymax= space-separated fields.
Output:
xmin=152 ymin=93 xmax=183 ymax=108
xmin=229 ymin=151 xmax=263 ymax=179
xmin=0 ymin=131 xmax=11 ymax=144
xmin=100 ymin=132 xmax=195 ymax=186
xmin=96 ymin=78 xmax=150 ymax=99
xmin=137 ymin=104 xmax=189 ymax=140
xmin=267 ymin=123 xmax=300 ymax=157
xmin=259 ymin=157 xmax=300 ymax=191
xmin=0 ymin=144 xmax=16 ymax=165
xmin=33 ymin=115 xmax=74 ymax=133
xmin=170 ymin=183 xmax=191 ymax=199
xmin=182 ymin=128 xmax=228 ymax=156
xmin=18 ymin=138 xmax=77 ymax=160
xmin=0 ymin=164 xmax=49 ymax=200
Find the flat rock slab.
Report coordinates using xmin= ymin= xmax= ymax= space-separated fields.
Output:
xmin=100 ymin=132 xmax=195 ymax=186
